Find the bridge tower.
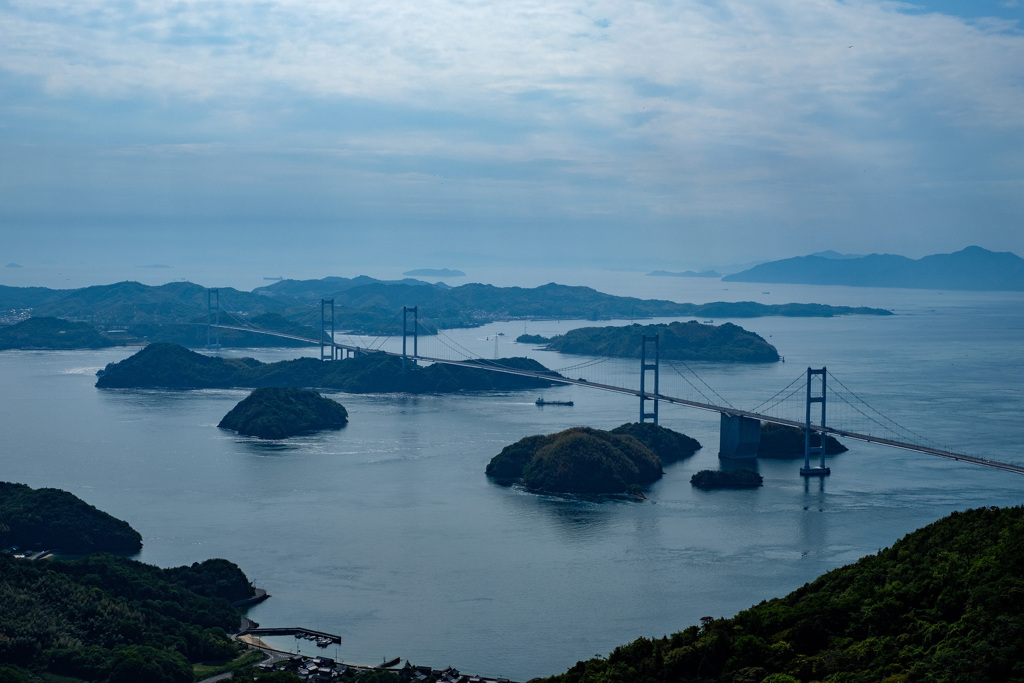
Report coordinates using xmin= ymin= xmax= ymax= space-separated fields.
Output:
xmin=801 ymin=367 xmax=831 ymax=476
xmin=640 ymin=334 xmax=659 ymax=424
xmin=402 ymin=306 xmax=418 ymax=370
xmin=206 ymin=289 xmax=220 ymax=349
xmin=320 ymin=299 xmax=336 ymax=361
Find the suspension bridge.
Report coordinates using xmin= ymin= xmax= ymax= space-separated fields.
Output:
xmin=202 ymin=292 xmax=1024 ymax=477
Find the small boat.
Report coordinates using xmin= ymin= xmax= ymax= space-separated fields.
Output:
xmin=536 ymin=398 xmax=574 ymax=406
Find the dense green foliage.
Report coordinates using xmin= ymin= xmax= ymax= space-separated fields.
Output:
xmin=610 ymin=422 xmax=702 ymax=463
xmin=541 ymin=506 xmax=1024 ymax=682
xmin=690 ymin=469 xmax=764 ymax=489
xmin=757 ymin=423 xmax=847 ymax=459
xmin=544 ymin=321 xmax=780 ymax=362
xmin=0 ymin=482 xmax=142 ymax=553
xmin=516 ymin=333 xmax=552 ymax=344
xmin=219 ymin=387 xmax=349 ymax=439
xmin=0 ymin=552 xmax=254 ymax=681
xmin=0 ymin=317 xmax=121 ymax=350
xmin=487 ymin=423 xmax=699 ymax=494
xmin=96 ymin=343 xmax=559 ymax=392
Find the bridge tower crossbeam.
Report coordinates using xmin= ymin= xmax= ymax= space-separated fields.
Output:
xmin=640 ymin=334 xmax=659 ymax=424
xmin=801 ymin=367 xmax=831 ymax=476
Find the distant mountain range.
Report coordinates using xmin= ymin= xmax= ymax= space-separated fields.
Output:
xmin=723 ymin=246 xmax=1024 ymax=291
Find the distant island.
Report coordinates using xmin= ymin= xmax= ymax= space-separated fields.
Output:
xmin=723 ymin=246 xmax=1024 ymax=291
xmin=0 ymin=481 xmax=143 ymax=554
xmin=690 ymin=468 xmax=764 ymax=489
xmin=647 ymin=269 xmax=721 ymax=278
xmin=540 ymin=321 xmax=780 ymax=362
xmin=0 ymin=277 xmax=892 ymax=349
xmin=486 ymin=423 xmax=700 ymax=494
xmin=219 ymin=387 xmax=349 ymax=439
xmin=403 ymin=268 xmax=466 ymax=277
xmin=758 ymin=422 xmax=847 ymax=458
xmin=539 ymin=506 xmax=1024 ymax=682
xmin=96 ymin=342 xmax=561 ymax=392
xmin=0 ymin=317 xmax=123 ymax=350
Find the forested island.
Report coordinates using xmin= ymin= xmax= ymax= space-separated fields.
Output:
xmin=535 ymin=321 xmax=780 ymax=362
xmin=219 ymin=387 xmax=349 ymax=439
xmin=540 ymin=505 xmax=1024 ymax=682
xmin=0 ymin=316 xmax=123 ymax=350
xmin=96 ymin=343 xmax=560 ymax=392
xmin=486 ymin=423 xmax=701 ymax=494
xmin=0 ymin=277 xmax=890 ymax=349
xmin=0 ymin=481 xmax=142 ymax=553
xmin=758 ymin=423 xmax=848 ymax=458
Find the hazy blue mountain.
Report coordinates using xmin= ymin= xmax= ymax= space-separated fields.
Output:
xmin=403 ymin=268 xmax=466 ymax=277
xmin=646 ymin=269 xmax=722 ymax=278
xmin=723 ymin=246 xmax=1024 ymax=290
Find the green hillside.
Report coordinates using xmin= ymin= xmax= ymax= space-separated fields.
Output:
xmin=541 ymin=505 xmax=1024 ymax=682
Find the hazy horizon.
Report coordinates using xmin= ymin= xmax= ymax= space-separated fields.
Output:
xmin=2 ymin=0 xmax=1022 ymax=287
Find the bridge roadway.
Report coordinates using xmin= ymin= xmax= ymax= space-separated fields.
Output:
xmin=211 ymin=325 xmax=1024 ymax=475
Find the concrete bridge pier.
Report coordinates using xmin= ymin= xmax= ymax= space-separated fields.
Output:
xmin=718 ymin=414 xmax=761 ymax=460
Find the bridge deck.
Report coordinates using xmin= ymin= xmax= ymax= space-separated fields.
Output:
xmin=209 ymin=325 xmax=1024 ymax=475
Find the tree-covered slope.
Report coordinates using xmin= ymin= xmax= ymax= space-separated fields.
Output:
xmin=544 ymin=321 xmax=780 ymax=362
xmin=96 ymin=343 xmax=560 ymax=392
xmin=0 ymin=482 xmax=142 ymax=553
xmin=541 ymin=505 xmax=1024 ymax=683
xmin=0 ymin=552 xmax=252 ymax=682
xmin=219 ymin=387 xmax=349 ymax=439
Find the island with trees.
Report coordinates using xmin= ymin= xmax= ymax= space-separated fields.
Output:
xmin=0 ymin=481 xmax=143 ymax=554
xmin=539 ymin=505 xmax=1024 ymax=682
xmin=219 ymin=387 xmax=349 ymax=439
xmin=96 ymin=343 xmax=561 ymax=393
xmin=758 ymin=422 xmax=848 ymax=458
xmin=538 ymin=320 xmax=780 ymax=362
xmin=0 ymin=316 xmax=123 ymax=350
xmin=690 ymin=468 xmax=764 ymax=489
xmin=486 ymin=423 xmax=700 ymax=494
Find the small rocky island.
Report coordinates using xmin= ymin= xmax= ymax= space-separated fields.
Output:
xmin=690 ymin=469 xmax=764 ymax=489
xmin=758 ymin=423 xmax=847 ymax=458
xmin=487 ymin=423 xmax=701 ymax=494
xmin=218 ymin=387 xmax=349 ymax=439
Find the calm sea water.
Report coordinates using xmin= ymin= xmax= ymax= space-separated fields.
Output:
xmin=1 ymin=274 xmax=1022 ymax=681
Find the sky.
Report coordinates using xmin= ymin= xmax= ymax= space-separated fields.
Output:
xmin=0 ymin=0 xmax=1022 ymax=288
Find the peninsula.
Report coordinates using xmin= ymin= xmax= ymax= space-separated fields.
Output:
xmin=0 ymin=481 xmax=142 ymax=554
xmin=219 ymin=387 xmax=349 ymax=439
